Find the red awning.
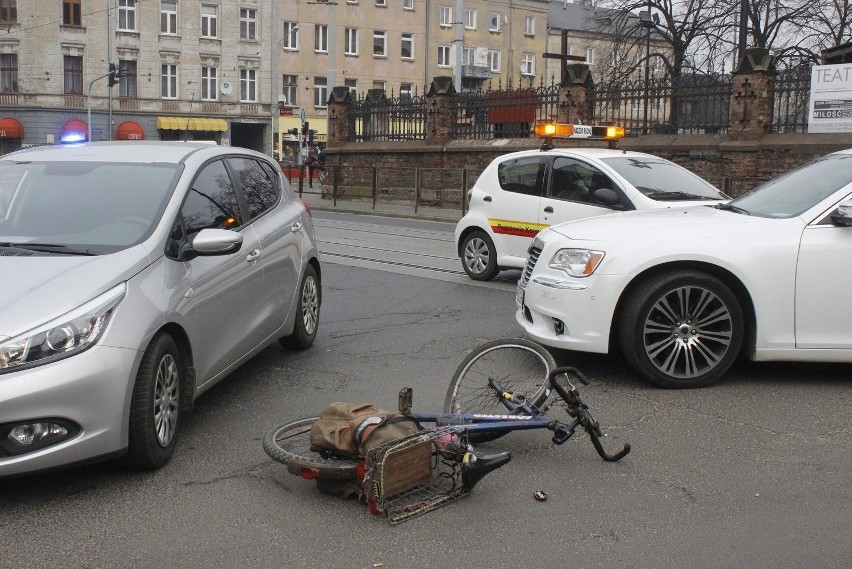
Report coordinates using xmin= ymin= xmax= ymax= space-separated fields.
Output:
xmin=0 ymin=117 xmax=24 ymax=138
xmin=115 ymin=120 xmax=144 ymax=140
xmin=60 ymin=119 xmax=88 ymax=142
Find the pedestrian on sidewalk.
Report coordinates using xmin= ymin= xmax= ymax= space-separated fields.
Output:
xmin=306 ymin=146 xmax=321 ymax=188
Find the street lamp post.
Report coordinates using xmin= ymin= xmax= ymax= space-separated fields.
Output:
xmin=639 ymin=6 xmax=658 ymax=135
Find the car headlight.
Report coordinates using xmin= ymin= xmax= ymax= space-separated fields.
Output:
xmin=548 ymin=249 xmax=605 ymax=277
xmin=0 ymin=284 xmax=126 ymax=373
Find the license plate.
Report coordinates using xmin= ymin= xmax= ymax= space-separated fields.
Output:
xmin=515 ymin=285 xmax=525 ymax=309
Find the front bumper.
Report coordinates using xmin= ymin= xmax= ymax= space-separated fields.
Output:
xmin=0 ymin=344 xmax=139 ymax=477
xmin=515 ymin=273 xmax=626 ymax=354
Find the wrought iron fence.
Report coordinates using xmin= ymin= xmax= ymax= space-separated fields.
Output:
xmin=592 ymin=74 xmax=733 ymax=135
xmin=343 ymin=66 xmax=813 ymax=141
xmin=349 ymin=89 xmax=429 ymax=142
xmin=452 ymin=82 xmax=561 ymax=139
xmin=772 ymin=64 xmax=811 ymax=133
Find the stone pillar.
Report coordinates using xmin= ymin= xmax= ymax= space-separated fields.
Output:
xmin=327 ymin=86 xmax=353 ymax=144
xmin=730 ymin=47 xmax=774 ymax=140
xmin=426 ymin=76 xmax=456 ymax=143
xmin=558 ymin=63 xmax=593 ymax=124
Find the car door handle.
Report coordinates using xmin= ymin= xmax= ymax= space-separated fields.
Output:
xmin=246 ymin=248 xmax=261 ymax=262
xmin=291 ymin=222 xmax=302 ymax=233
xmin=483 ymin=195 xmax=492 ymax=202
xmin=544 ymin=206 xmax=554 ymax=213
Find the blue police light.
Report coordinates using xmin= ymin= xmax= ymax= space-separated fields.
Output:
xmin=60 ymin=133 xmax=86 ymax=143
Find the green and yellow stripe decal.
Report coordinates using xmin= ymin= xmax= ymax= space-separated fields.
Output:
xmin=488 ymin=218 xmax=549 ymax=238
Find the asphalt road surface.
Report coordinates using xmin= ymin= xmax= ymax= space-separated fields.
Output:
xmin=1 ymin=212 xmax=849 ymax=569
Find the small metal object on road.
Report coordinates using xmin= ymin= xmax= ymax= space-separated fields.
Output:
xmin=534 ymin=490 xmax=547 ymax=501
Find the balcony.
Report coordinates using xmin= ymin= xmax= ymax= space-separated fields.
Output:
xmin=462 ymin=65 xmax=491 ymax=79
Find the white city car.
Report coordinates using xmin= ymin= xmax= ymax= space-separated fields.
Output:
xmin=516 ymin=149 xmax=852 ymax=388
xmin=455 ymin=125 xmax=729 ymax=280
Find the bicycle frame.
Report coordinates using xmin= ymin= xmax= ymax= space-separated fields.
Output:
xmin=402 ymin=366 xmax=631 ymax=462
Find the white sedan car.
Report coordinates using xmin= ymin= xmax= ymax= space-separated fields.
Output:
xmin=516 ymin=149 xmax=852 ymax=388
xmin=455 ymin=141 xmax=728 ymax=280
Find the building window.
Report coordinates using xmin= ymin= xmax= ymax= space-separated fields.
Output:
xmin=161 ymin=63 xmax=178 ymax=98
xmin=403 ymin=0 xmax=413 ymax=10
xmin=118 ymin=0 xmax=136 ymax=31
xmin=439 ymin=6 xmax=451 ymax=27
xmin=399 ymin=82 xmax=412 ymax=98
xmin=282 ymin=74 xmax=297 ymax=106
xmin=521 ymin=53 xmax=534 ymax=76
xmin=314 ymin=76 xmax=328 ymax=107
xmin=240 ymin=8 xmax=256 ymax=40
xmin=373 ymin=81 xmax=385 ymax=91
xmin=201 ymin=66 xmax=218 ymax=101
xmin=487 ymin=50 xmax=500 ymax=72
xmin=401 ymin=33 xmax=413 ymax=60
xmin=118 ymin=60 xmax=137 ymax=98
xmin=0 ymin=54 xmax=17 ymax=92
xmin=63 ymin=0 xmax=81 ymax=26
xmin=489 ymin=12 xmax=501 ymax=32
xmin=438 ymin=45 xmax=451 ymax=67
xmin=524 ymin=16 xmax=534 ymax=36
xmin=160 ymin=0 xmax=177 ymax=34
xmin=283 ymin=21 xmax=298 ymax=49
xmin=373 ymin=30 xmax=386 ymax=57
xmin=375 ymin=0 xmax=386 ymax=6
xmin=585 ymin=47 xmax=595 ymax=65
xmin=462 ymin=47 xmax=474 ymax=65
xmin=64 ymin=55 xmax=82 ymax=94
xmin=344 ymin=28 xmax=358 ymax=55
xmin=315 ymin=24 xmax=328 ymax=52
xmin=240 ymin=68 xmax=257 ymax=102
xmin=0 ymin=0 xmax=16 ymax=24
xmin=465 ymin=9 xmax=476 ymax=29
xmin=347 ymin=0 xmax=358 ymax=4
xmin=344 ymin=78 xmax=357 ymax=97
xmin=201 ymin=4 xmax=218 ymax=38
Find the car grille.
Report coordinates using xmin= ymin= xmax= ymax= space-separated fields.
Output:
xmin=519 ymin=238 xmax=543 ymax=288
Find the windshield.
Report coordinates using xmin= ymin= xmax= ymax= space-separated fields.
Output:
xmin=0 ymin=160 xmax=181 ymax=254
xmin=729 ymin=154 xmax=852 ymax=218
xmin=600 ymin=156 xmax=727 ymax=201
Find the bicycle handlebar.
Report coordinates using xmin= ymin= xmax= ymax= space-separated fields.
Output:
xmin=547 ymin=366 xmax=631 ymax=462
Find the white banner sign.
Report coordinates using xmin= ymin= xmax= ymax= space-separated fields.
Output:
xmin=809 ymin=64 xmax=852 ymax=133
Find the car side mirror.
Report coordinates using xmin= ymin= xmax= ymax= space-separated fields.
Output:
xmin=179 ymin=228 xmax=243 ymax=261
xmin=591 ymin=188 xmax=620 ymax=207
xmin=831 ymin=199 xmax=852 ymax=227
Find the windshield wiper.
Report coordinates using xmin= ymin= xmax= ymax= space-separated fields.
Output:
xmin=0 ymin=242 xmax=102 ymax=255
xmin=643 ymin=188 xmax=721 ymax=201
xmin=714 ymin=202 xmax=750 ymax=215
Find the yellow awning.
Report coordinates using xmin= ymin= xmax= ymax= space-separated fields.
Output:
xmin=157 ymin=117 xmax=229 ymax=131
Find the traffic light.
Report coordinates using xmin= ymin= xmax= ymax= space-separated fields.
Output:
xmin=301 ymin=121 xmax=309 ymax=136
xmin=308 ymin=129 xmax=317 ymax=145
xmin=107 ymin=63 xmax=119 ymax=87
xmin=287 ymin=128 xmax=299 ymax=136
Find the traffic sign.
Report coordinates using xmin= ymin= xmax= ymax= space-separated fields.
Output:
xmin=300 ymin=107 xmax=306 ymax=125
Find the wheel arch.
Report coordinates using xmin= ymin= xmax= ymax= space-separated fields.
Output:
xmin=609 ymin=261 xmax=757 ymax=359
xmin=307 ymin=256 xmax=322 ymax=306
xmin=457 ymin=225 xmax=487 ymax=258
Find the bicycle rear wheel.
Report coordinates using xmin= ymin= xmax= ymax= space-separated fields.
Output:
xmin=444 ymin=339 xmax=557 ymax=441
xmin=263 ymin=416 xmax=359 ymax=480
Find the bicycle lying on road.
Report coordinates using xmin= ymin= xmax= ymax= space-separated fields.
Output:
xmin=263 ymin=339 xmax=631 ymax=523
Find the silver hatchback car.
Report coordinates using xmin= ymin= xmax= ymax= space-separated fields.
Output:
xmin=0 ymin=141 xmax=321 ymax=476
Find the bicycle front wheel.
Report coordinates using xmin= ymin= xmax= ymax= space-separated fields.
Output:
xmin=263 ymin=416 xmax=359 ymax=481
xmin=444 ymin=338 xmax=557 ymax=416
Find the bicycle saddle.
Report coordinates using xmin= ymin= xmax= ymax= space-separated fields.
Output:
xmin=461 ymin=451 xmax=512 ymax=491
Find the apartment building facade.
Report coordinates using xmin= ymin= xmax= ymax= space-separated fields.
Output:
xmin=0 ymin=0 xmax=276 ymax=155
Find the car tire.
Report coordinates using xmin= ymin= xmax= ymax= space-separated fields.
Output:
xmin=461 ymin=230 xmax=499 ymax=281
xmin=123 ymin=333 xmax=182 ymax=470
xmin=618 ymin=270 xmax=744 ymax=389
xmin=280 ymin=263 xmax=320 ymax=350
